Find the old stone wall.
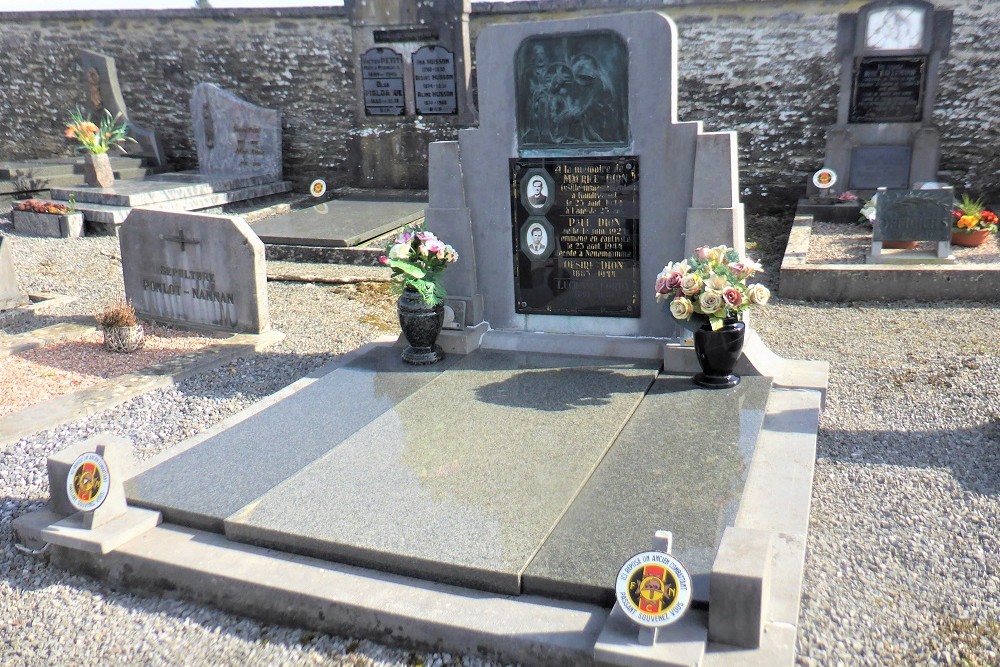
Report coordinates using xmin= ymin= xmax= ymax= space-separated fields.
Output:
xmin=0 ymin=1 xmax=997 ymax=211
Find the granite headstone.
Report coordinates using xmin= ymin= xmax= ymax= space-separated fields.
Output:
xmin=79 ymin=49 xmax=165 ymax=167
xmin=870 ymin=187 xmax=953 ymax=259
xmin=822 ymin=1 xmax=953 ymax=191
xmin=0 ymin=236 xmax=28 ymax=310
xmin=119 ymin=209 xmax=270 ymax=333
xmin=190 ymin=83 xmax=282 ymax=182
xmin=424 ymin=11 xmax=744 ymax=339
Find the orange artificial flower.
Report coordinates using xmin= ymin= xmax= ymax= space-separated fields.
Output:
xmin=956 ymin=215 xmax=978 ymax=230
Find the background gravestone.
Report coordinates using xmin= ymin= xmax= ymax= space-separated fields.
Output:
xmin=425 ymin=11 xmax=743 ymax=339
xmin=823 ymin=0 xmax=953 ymax=191
xmin=79 ymin=49 xmax=165 ymax=167
xmin=345 ymin=0 xmax=474 ymax=189
xmin=190 ymin=83 xmax=283 ymax=183
xmin=871 ymin=187 xmax=953 ymax=259
xmin=0 ymin=236 xmax=28 ymax=310
xmin=119 ymin=209 xmax=269 ymax=334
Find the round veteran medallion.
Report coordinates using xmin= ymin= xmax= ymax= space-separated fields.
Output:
xmin=66 ymin=452 xmax=110 ymax=512
xmin=812 ymin=168 xmax=837 ymax=190
xmin=310 ymin=178 xmax=327 ymax=198
xmin=615 ymin=550 xmax=692 ymax=627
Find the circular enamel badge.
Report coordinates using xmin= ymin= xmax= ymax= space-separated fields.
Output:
xmin=615 ymin=551 xmax=692 ymax=627
xmin=310 ymin=178 xmax=327 ymax=198
xmin=812 ymin=168 xmax=837 ymax=190
xmin=66 ymin=452 xmax=110 ymax=512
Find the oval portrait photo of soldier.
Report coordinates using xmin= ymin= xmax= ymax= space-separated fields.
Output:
xmin=519 ymin=168 xmax=554 ymax=215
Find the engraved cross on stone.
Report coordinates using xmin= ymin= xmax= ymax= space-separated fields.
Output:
xmin=161 ymin=229 xmax=201 ymax=252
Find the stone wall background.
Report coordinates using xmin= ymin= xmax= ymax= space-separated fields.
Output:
xmin=0 ymin=1 xmax=996 ymax=212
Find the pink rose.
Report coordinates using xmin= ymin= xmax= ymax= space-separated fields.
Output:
xmin=729 ymin=262 xmax=746 ymax=277
xmin=655 ymin=275 xmax=671 ymax=295
xmin=695 ymin=246 xmax=712 ymax=260
xmin=666 ymin=271 xmax=683 ymax=290
xmin=379 ymin=255 xmax=389 ymax=265
xmin=723 ymin=287 xmax=743 ymax=307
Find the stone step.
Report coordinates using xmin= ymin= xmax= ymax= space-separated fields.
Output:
xmin=47 ymin=180 xmax=294 ymax=228
xmin=50 ymin=180 xmax=219 ymax=207
xmin=0 ymin=168 xmax=157 ymax=196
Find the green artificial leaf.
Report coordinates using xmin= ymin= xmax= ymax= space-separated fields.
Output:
xmin=389 ymin=258 xmax=426 ymax=279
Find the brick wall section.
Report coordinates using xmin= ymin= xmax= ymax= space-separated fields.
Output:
xmin=1 ymin=1 xmax=997 ymax=212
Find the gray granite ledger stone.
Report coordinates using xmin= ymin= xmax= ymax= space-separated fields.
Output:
xmin=224 ymin=349 xmax=660 ymax=595
xmin=119 ymin=208 xmax=269 ymax=333
xmin=190 ymin=83 xmax=282 ymax=182
xmin=79 ymin=49 xmax=165 ymax=167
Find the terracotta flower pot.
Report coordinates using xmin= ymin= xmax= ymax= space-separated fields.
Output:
xmin=83 ymin=152 xmax=115 ymax=188
xmin=950 ymin=229 xmax=990 ymax=247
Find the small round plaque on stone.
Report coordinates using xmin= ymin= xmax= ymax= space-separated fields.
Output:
xmin=310 ymin=179 xmax=327 ymax=198
xmin=812 ymin=168 xmax=837 ymax=190
xmin=66 ymin=452 xmax=111 ymax=512
xmin=615 ymin=550 xmax=692 ymax=627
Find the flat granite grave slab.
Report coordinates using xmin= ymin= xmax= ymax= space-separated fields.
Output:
xmin=223 ymin=349 xmax=660 ymax=595
xmin=522 ymin=374 xmax=771 ymax=606
xmin=249 ymin=198 xmax=426 ymax=248
xmin=126 ymin=346 xmax=460 ymax=531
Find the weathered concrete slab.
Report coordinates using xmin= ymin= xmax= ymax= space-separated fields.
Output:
xmin=126 ymin=345 xmax=460 ymax=531
xmin=224 ymin=350 xmax=660 ymax=595
xmin=523 ymin=375 xmax=771 ymax=605
xmin=250 ymin=198 xmax=425 ymax=248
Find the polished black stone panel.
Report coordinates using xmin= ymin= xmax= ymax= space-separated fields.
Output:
xmin=873 ymin=188 xmax=952 ymax=242
xmin=361 ymin=47 xmax=405 ymax=116
xmin=849 ymin=56 xmax=926 ymax=123
xmin=849 ymin=145 xmax=911 ymax=190
xmin=510 ymin=157 xmax=639 ymax=317
xmin=522 ymin=374 xmax=772 ymax=606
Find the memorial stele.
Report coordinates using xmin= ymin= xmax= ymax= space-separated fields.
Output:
xmin=822 ymin=0 xmax=953 ymax=191
xmin=426 ymin=11 xmax=744 ymax=343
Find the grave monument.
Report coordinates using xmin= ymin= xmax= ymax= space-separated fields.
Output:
xmin=119 ymin=209 xmax=270 ymax=334
xmin=79 ymin=49 xmax=165 ymax=168
xmin=822 ymin=0 xmax=953 ymax=191
xmin=346 ymin=0 xmax=474 ymax=189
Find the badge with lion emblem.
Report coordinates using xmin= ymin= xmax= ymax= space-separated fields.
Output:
xmin=66 ymin=452 xmax=111 ymax=513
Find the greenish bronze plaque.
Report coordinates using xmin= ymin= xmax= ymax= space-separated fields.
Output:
xmin=516 ymin=32 xmax=628 ymax=149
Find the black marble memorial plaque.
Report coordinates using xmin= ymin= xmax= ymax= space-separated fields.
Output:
xmin=510 ymin=157 xmax=639 ymax=317
xmin=849 ymin=57 xmax=926 ymax=123
xmin=374 ymin=27 xmax=439 ymax=43
xmin=874 ymin=189 xmax=952 ymax=242
xmin=849 ymin=145 xmax=911 ymax=189
xmin=515 ymin=32 xmax=628 ymax=149
xmin=361 ymin=47 xmax=405 ymax=116
xmin=413 ymin=45 xmax=457 ymax=115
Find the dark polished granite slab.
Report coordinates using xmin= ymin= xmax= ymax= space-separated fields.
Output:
xmin=224 ymin=350 xmax=660 ymax=594
xmin=249 ymin=198 xmax=425 ymax=247
xmin=126 ymin=346 xmax=460 ymax=531
xmin=522 ymin=374 xmax=772 ymax=606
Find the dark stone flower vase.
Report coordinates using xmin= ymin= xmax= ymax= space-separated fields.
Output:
xmin=397 ymin=287 xmax=444 ymax=365
xmin=83 ymin=153 xmax=115 ymax=188
xmin=693 ymin=319 xmax=746 ymax=389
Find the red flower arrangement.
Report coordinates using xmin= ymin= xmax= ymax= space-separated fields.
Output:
xmin=13 ymin=199 xmax=72 ymax=215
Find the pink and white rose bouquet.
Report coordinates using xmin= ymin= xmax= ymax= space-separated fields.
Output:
xmin=380 ymin=224 xmax=458 ymax=305
xmin=655 ymin=245 xmax=769 ymax=330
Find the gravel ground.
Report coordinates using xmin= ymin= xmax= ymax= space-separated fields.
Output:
xmin=1 ymin=211 xmax=998 ymax=666
xmin=805 ymin=219 xmax=1000 ymax=264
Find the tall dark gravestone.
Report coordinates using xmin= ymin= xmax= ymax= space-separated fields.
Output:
xmin=345 ymin=0 xmax=474 ymax=189
xmin=823 ymin=1 xmax=952 ymax=191
xmin=79 ymin=50 xmax=165 ymax=167
xmin=424 ymin=12 xmax=744 ymax=339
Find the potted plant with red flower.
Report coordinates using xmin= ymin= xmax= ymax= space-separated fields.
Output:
xmin=951 ymin=194 xmax=998 ymax=247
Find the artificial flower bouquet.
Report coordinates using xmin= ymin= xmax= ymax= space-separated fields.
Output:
xmin=380 ymin=223 xmax=458 ymax=305
xmin=65 ymin=106 xmax=134 ymax=155
xmin=655 ymin=245 xmax=770 ymax=331
xmin=952 ymin=194 xmax=998 ymax=235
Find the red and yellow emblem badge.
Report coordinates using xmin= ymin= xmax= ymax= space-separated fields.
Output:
xmin=615 ymin=551 xmax=692 ymax=627
xmin=66 ymin=452 xmax=111 ymax=512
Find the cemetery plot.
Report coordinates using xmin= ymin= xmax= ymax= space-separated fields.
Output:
xmin=0 ymin=326 xmax=224 ymax=418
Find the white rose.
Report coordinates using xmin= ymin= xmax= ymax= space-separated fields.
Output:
xmin=669 ymin=297 xmax=694 ymax=320
xmin=747 ymin=283 xmax=770 ymax=305
xmin=699 ymin=291 xmax=722 ymax=314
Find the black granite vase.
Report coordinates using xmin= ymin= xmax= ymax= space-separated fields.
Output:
xmin=397 ymin=287 xmax=444 ymax=365
xmin=693 ymin=318 xmax=745 ymax=389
